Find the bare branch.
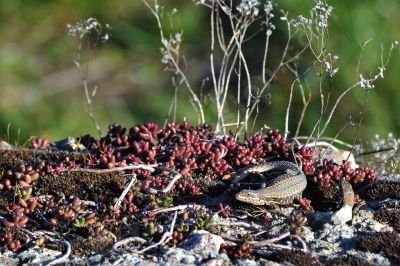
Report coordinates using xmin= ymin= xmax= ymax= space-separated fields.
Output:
xmin=43 ymin=240 xmax=72 ymax=266
xmin=112 ymin=237 xmax=147 ymax=253
xmin=147 ymin=167 xmax=182 ymax=194
xmin=137 ymin=211 xmax=178 ymax=254
xmin=142 ymin=0 xmax=205 ymax=124
xmin=148 ymin=204 xmax=200 ymax=215
xmin=68 ymin=164 xmax=157 ymax=173
xmin=114 ymin=174 xmax=137 ymax=209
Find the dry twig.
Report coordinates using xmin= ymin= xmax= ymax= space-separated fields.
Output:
xmin=246 ymin=231 xmax=308 ymax=252
xmin=112 ymin=211 xmax=178 ymax=254
xmin=112 ymin=237 xmax=147 ymax=253
xmin=137 ymin=211 xmax=178 ymax=254
xmin=69 ymin=164 xmax=157 ymax=173
xmin=114 ymin=174 xmax=137 ymax=209
xmin=148 ymin=204 xmax=200 ymax=215
xmin=147 ymin=167 xmax=182 ymax=194
xmin=291 ymin=235 xmax=308 ymax=252
xmin=249 ymin=231 xmax=291 ymax=248
xmin=43 ymin=240 xmax=72 ymax=266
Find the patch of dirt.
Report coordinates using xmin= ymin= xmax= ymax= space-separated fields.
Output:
xmin=321 ymin=255 xmax=372 ymax=266
xmin=36 ymin=171 xmax=126 ymax=201
xmin=265 ymin=250 xmax=321 ymax=265
xmin=303 ymin=180 xmax=340 ymax=211
xmin=0 ymin=149 xmax=87 ymax=167
xmin=361 ymin=181 xmax=400 ymax=200
xmin=0 ymin=192 xmax=11 ymax=217
xmin=356 ymin=232 xmax=400 ymax=263
xmin=374 ymin=209 xmax=400 ymax=231
xmin=69 ymin=236 xmax=114 ymax=256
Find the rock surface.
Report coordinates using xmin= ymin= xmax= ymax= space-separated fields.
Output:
xmin=179 ymin=230 xmax=225 ymax=256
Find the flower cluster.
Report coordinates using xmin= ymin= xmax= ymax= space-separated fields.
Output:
xmin=236 ymin=0 xmax=260 ymax=17
xmin=67 ymin=18 xmax=111 ymax=43
xmin=312 ymin=0 xmax=333 ymax=29
xmin=264 ymin=1 xmax=275 ymax=36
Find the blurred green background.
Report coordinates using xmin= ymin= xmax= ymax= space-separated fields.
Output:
xmin=0 ymin=0 xmax=399 ymax=144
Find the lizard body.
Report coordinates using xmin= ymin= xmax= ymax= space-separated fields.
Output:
xmin=234 ymin=161 xmax=307 ymax=205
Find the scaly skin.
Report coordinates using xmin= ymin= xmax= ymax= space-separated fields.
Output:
xmin=234 ymin=161 xmax=307 ymax=205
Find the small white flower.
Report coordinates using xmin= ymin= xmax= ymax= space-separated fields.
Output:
xmin=330 ymin=68 xmax=338 ymax=77
xmin=102 ymin=33 xmax=109 ymax=42
xmin=237 ymin=0 xmax=260 ymax=17
xmin=378 ymin=67 xmax=385 ymax=78
xmin=264 ymin=1 xmax=273 ymax=14
xmin=160 ymin=48 xmax=171 ymax=65
xmin=67 ymin=18 xmax=110 ymax=41
xmin=312 ymin=0 xmax=333 ymax=29
xmin=253 ymin=8 xmax=259 ymax=16
xmin=175 ymin=33 xmax=182 ymax=42
xmin=359 ymin=74 xmax=375 ymax=90
xmin=291 ymin=15 xmax=311 ymax=27
xmin=161 ymin=38 xmax=169 ymax=47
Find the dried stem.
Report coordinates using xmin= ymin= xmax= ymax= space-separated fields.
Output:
xmin=320 ymin=119 xmax=354 ymax=162
xmin=114 ymin=174 xmax=137 ymax=209
xmin=148 ymin=204 xmax=200 ymax=215
xmin=68 ymin=164 xmax=157 ymax=174
xmin=250 ymin=231 xmax=307 ymax=252
xmin=147 ymin=167 xmax=182 ymax=194
xmin=284 ymin=62 xmax=315 ymax=139
xmin=291 ymin=136 xmax=353 ymax=149
xmin=213 ymin=221 xmax=262 ymax=232
xmin=73 ymin=24 xmax=102 ymax=138
xmin=318 ymin=39 xmax=396 ymax=138
xmin=250 ymin=231 xmax=290 ymax=247
xmin=112 ymin=237 xmax=147 ymax=253
xmin=291 ymin=235 xmax=308 ymax=252
xmin=43 ymin=240 xmax=72 ymax=266
xmin=142 ymin=0 xmax=205 ymax=124
xmin=113 ymin=212 xmax=178 ymax=254
xmin=138 ymin=211 xmax=177 ymax=253
xmin=294 ymin=89 xmax=312 ymax=137
xmin=347 ymin=91 xmax=369 ymax=162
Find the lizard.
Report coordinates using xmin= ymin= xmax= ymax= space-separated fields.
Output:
xmin=233 ymin=161 xmax=307 ymax=205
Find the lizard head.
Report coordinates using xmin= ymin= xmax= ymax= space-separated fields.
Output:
xmin=235 ymin=190 xmax=266 ymax=205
